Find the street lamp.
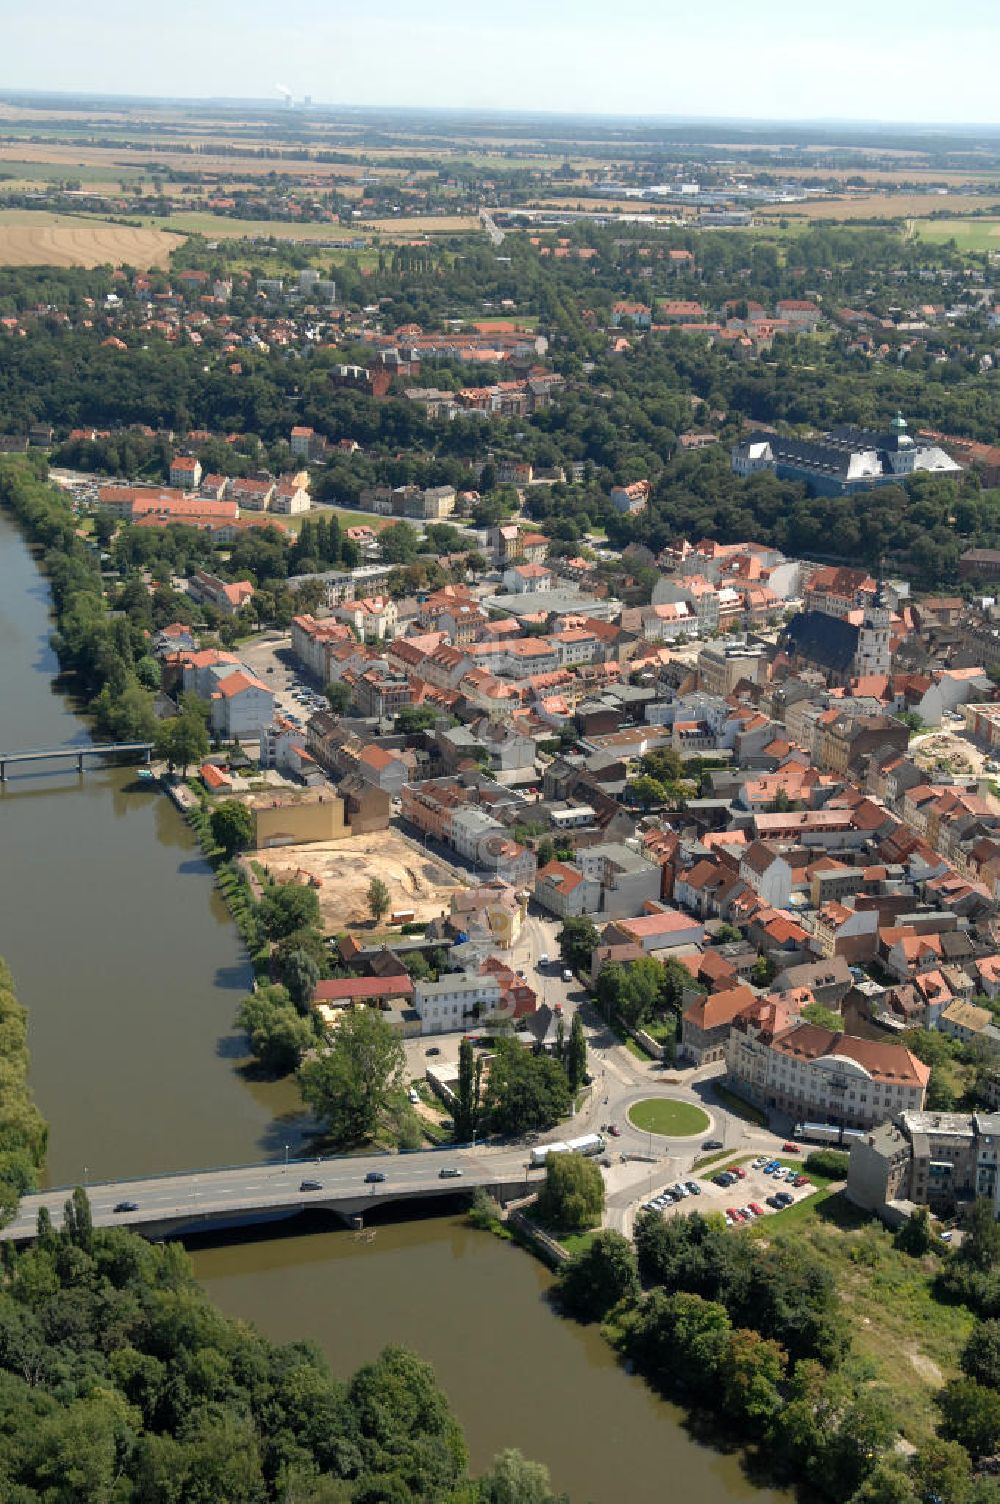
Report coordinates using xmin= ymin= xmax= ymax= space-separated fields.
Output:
xmin=284 ymin=1144 xmax=289 ymax=1170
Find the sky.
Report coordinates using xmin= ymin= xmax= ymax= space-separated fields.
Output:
xmin=4 ymin=0 xmax=1000 ymax=124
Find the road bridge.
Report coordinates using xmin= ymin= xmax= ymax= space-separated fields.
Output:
xmin=2 ymin=1148 xmax=542 ymax=1245
xmin=0 ymin=742 xmax=154 ymax=781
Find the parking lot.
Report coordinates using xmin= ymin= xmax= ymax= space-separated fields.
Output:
xmin=238 ymin=634 xmax=327 ymax=727
xmin=640 ymin=1153 xmax=820 ymax=1227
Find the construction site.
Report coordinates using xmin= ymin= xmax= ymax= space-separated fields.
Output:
xmin=252 ymin=829 xmax=465 ymax=930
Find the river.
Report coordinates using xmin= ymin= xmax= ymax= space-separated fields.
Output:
xmin=0 ymin=508 xmax=785 ymax=1504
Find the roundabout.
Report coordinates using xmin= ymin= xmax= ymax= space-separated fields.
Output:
xmin=626 ymin=1098 xmax=711 ymax=1138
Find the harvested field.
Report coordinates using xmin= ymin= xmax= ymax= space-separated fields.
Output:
xmin=756 ymin=191 xmax=979 ymax=221
xmin=0 ymin=211 xmax=178 ymax=268
xmin=254 ymin=830 xmax=464 ymax=931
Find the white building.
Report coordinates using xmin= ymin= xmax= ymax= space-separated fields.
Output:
xmin=210 ymin=672 xmax=275 ymax=738
xmin=413 ymin=975 xmax=503 ymax=1035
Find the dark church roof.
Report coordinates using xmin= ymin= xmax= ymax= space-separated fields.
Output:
xmin=784 ymin=611 xmax=859 ymax=673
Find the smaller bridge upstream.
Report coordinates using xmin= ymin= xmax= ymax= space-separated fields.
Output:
xmin=0 ymin=742 xmax=154 ymax=782
xmin=3 ymin=1148 xmax=541 ymax=1245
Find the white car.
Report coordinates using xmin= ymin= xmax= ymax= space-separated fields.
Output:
xmin=561 ymin=969 xmax=573 ymax=983
xmin=538 ymin=953 xmax=550 ymax=969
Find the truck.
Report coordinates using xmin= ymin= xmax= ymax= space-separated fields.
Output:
xmin=794 ymin=1122 xmax=867 ymax=1147
xmin=529 ymin=1133 xmax=605 ymax=1169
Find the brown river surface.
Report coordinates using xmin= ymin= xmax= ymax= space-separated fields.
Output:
xmin=0 ymin=509 xmax=786 ymax=1503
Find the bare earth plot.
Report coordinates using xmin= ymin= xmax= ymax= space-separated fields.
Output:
xmin=254 ymin=830 xmax=464 ymax=930
xmin=0 ymin=211 xmax=178 ymax=268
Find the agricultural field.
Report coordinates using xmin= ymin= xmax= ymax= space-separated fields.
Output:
xmin=913 ymin=217 xmax=1000 ymax=250
xmin=0 ymin=209 xmax=179 ymax=267
xmin=756 ymin=190 xmax=982 ymax=222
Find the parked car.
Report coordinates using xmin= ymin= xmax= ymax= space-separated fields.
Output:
xmin=113 ymin=1200 xmax=139 ymax=1213
xmin=752 ymin=1156 xmax=769 ymax=1169
xmin=792 ymin=1175 xmax=810 ymax=1188
xmin=561 ymin=968 xmax=574 ymax=983
xmin=538 ymin=953 xmax=550 ymax=968
xmin=727 ymin=1207 xmax=745 ymax=1223
xmin=439 ymin=1167 xmax=462 ymax=1179
xmin=299 ymin=1179 xmax=323 ymax=1191
xmin=425 ymin=1046 xmax=441 ymax=1056
xmin=684 ymin=1181 xmax=701 ymax=1196
xmin=364 ymin=1171 xmax=386 ymax=1184
xmin=672 ymin=1183 xmax=689 ymax=1199
xmin=766 ymin=1195 xmax=782 ymax=1209
xmin=749 ymin=1202 xmax=765 ymax=1217
xmin=774 ymin=1191 xmax=794 ymax=1207
xmin=730 ymin=1166 xmax=747 ymax=1180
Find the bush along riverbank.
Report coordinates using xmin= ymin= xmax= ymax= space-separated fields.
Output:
xmin=539 ymin=1205 xmax=1000 ymax=1504
xmin=0 ymin=957 xmax=48 ymax=1222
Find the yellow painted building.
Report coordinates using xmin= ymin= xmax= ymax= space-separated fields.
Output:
xmin=253 ymin=793 xmax=349 ymax=848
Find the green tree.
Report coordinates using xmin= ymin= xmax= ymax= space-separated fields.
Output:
xmin=379 ymin=521 xmax=421 ymax=564
xmin=566 ymin=1012 xmax=587 ymax=1094
xmin=556 ymin=917 xmax=599 ymax=973
xmin=537 ymin=1151 xmax=605 ymax=1232
xmin=627 ymin=774 xmax=667 ymax=808
xmin=478 ymin=1448 xmax=561 ymax=1504
xmin=455 ymin=1037 xmax=479 ymax=1143
xmin=259 ymin=882 xmax=321 ymax=942
xmin=595 ymin=956 xmax=664 ymax=1031
xmin=367 ymin=877 xmax=391 ymax=925
xmin=938 ymin=1377 xmax=1000 ymax=1459
xmin=482 ymin=1037 xmax=571 ymax=1136
xmin=298 ymin=1007 xmax=405 ymax=1145
xmin=962 ymin=1319 xmax=1000 ymax=1390
xmin=895 ymin=1204 xmax=934 ymax=1257
xmin=911 ymin=1438 xmax=972 ymax=1504
xmin=62 ymin=1186 xmax=93 ymax=1252
xmin=324 ymin=679 xmax=353 ymax=714
xmin=236 ymin=985 xmax=313 ymax=1075
xmin=209 ymin=799 xmax=255 ymax=858
xmin=801 ymin=1002 xmax=844 ymax=1032
xmin=282 ymin=948 xmax=321 ymax=1013
xmin=556 ymin=1229 xmax=638 ymax=1320
xmin=155 ymin=703 xmax=209 ymax=774
xmin=720 ymin=1327 xmax=787 ymax=1425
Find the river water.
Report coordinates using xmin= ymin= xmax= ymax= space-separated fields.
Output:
xmin=0 ymin=509 xmax=785 ymax=1504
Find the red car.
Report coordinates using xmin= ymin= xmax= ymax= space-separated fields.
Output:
xmin=726 ymin=1207 xmax=745 ymax=1222
xmin=792 ymin=1174 xmax=810 ymax=1188
xmin=731 ymin=1166 xmax=747 ymax=1180
xmin=782 ymin=1142 xmax=801 ymax=1153
xmin=608 ymin=1124 xmax=621 ymax=1137
xmin=748 ymin=1202 xmax=765 ymax=1217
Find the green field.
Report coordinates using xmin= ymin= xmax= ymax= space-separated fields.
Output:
xmin=627 ymin=1098 xmax=710 ymax=1137
xmin=913 ymin=217 xmax=1000 ymax=251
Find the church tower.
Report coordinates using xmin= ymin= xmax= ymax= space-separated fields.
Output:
xmin=854 ymin=579 xmax=892 ymax=678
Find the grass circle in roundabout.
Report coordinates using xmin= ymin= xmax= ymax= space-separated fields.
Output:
xmin=627 ymin=1098 xmax=711 ymax=1137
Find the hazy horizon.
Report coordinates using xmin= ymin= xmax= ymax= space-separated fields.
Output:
xmin=4 ymin=0 xmax=1000 ymax=126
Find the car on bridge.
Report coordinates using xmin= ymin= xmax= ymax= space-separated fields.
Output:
xmin=365 ymin=1171 xmax=386 ymax=1183
xmin=438 ymin=1167 xmax=462 ymax=1179
xmin=113 ymin=1200 xmax=139 ymax=1213
xmin=299 ymin=1179 xmax=323 ymax=1191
